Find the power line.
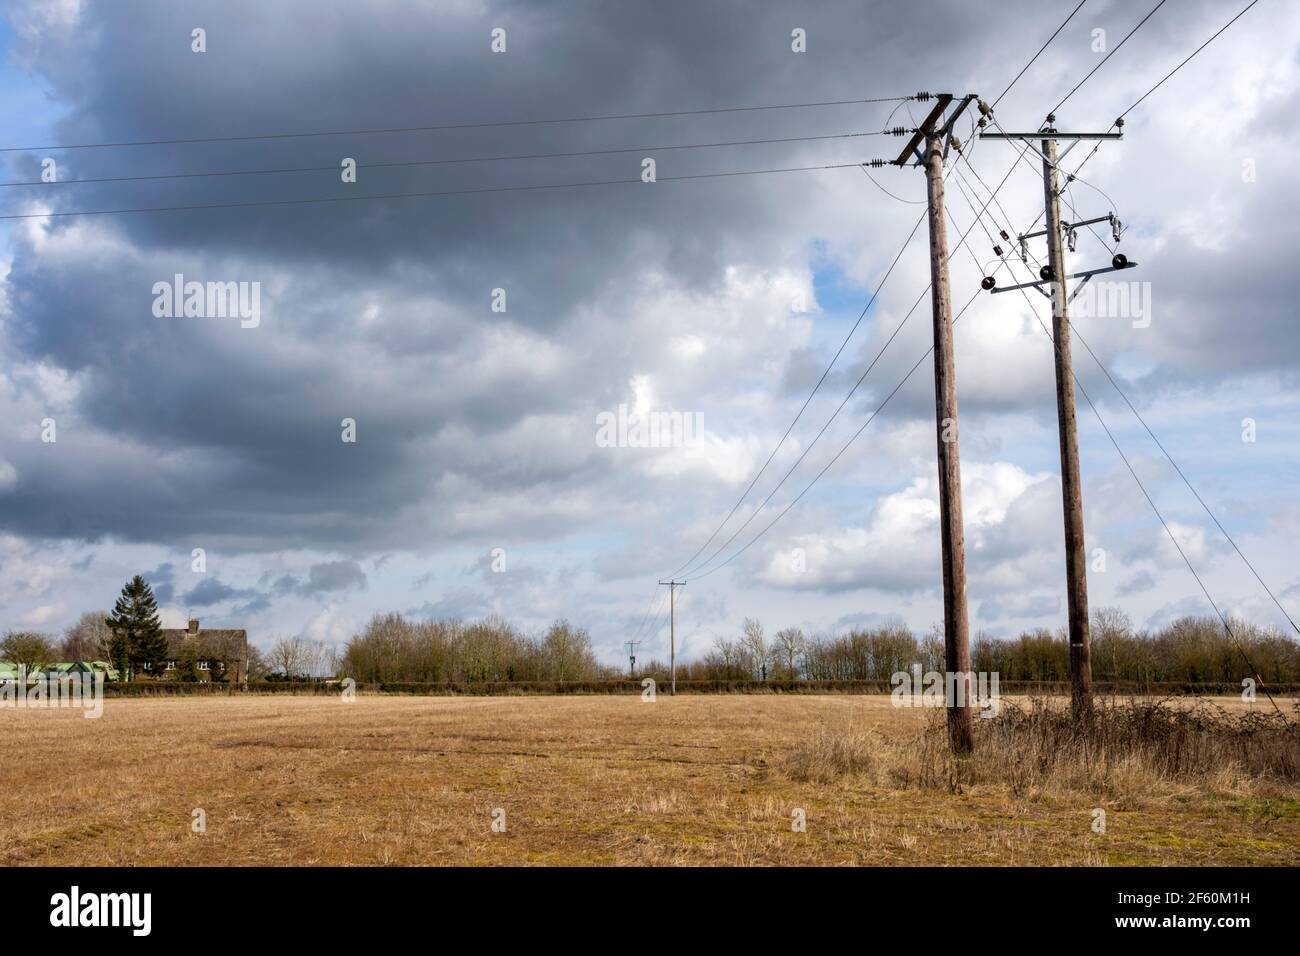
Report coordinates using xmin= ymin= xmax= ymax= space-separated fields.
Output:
xmin=628 ymin=587 xmax=669 ymax=645
xmin=1072 ymin=377 xmax=1280 ymax=712
xmin=1 ymin=95 xmax=915 ymax=154
xmin=1060 ymin=0 xmax=1262 ymax=186
xmin=998 ymin=257 xmax=1282 ymax=712
xmin=0 ymin=160 xmax=869 ymax=221
xmin=667 ymin=112 xmax=1007 ymax=581
xmin=627 ymin=587 xmax=663 ymax=639
xmin=1119 ymin=0 xmax=1263 ymax=122
xmin=670 ymin=146 xmax=983 ymax=580
xmin=957 ymin=168 xmax=1284 ymax=707
xmin=859 ymin=164 xmax=926 ymax=205
xmin=949 ymin=168 xmax=1001 ymax=254
xmin=1067 ymin=324 xmax=1300 ymax=638
xmin=987 ymin=114 xmax=1118 ymax=257
xmin=686 ymin=283 xmax=987 ymax=583
xmin=685 ymin=159 xmax=1025 ymax=581
xmin=985 ymin=0 xmax=1284 ymax=632
xmin=992 ymin=0 xmax=1091 ymax=108
xmin=667 ymin=203 xmax=930 ymax=580
xmin=642 ymin=590 xmax=673 ymax=645
xmin=1 ymin=129 xmax=890 ymax=189
xmin=676 ymin=1 xmax=1095 ymax=581
xmin=1051 ymin=0 xmax=1171 ymax=116
xmin=684 ymin=282 xmax=930 ymax=579
xmin=957 ymin=158 xmax=1022 ymax=245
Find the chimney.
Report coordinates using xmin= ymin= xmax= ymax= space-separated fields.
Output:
xmin=188 ymin=618 xmax=200 ymax=634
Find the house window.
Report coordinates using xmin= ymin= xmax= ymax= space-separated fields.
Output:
xmin=167 ymin=661 xmax=176 ymax=670
xmin=143 ymin=662 xmax=152 ymax=671
xmin=199 ymin=661 xmax=210 ymax=670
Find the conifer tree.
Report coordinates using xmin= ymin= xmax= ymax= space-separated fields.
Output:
xmin=104 ymin=575 xmax=166 ymax=679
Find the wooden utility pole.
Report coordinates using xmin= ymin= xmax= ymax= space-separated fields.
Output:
xmin=658 ymin=580 xmax=684 ymax=695
xmin=894 ymin=94 xmax=976 ymax=754
xmin=624 ymin=639 xmax=641 ymax=677
xmin=981 ymin=115 xmax=1132 ymax=721
xmin=1039 ymin=128 xmax=1093 ymax=720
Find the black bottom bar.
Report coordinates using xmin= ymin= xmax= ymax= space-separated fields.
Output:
xmin=4 ymin=866 xmax=1289 ymax=941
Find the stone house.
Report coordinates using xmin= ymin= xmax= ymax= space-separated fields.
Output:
xmin=143 ymin=618 xmax=249 ymax=683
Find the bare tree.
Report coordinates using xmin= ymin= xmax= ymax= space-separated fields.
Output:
xmin=772 ymin=626 xmax=806 ymax=679
xmin=704 ymin=636 xmax=750 ymax=681
xmin=921 ymin=624 xmax=946 ymax=675
xmin=245 ymin=645 xmax=270 ymax=681
xmin=539 ymin=620 xmax=597 ymax=682
xmin=264 ymin=636 xmax=336 ymax=679
xmin=300 ymin=640 xmax=338 ymax=678
xmin=62 ymin=611 xmax=113 ymax=660
xmin=1091 ymin=606 xmax=1132 ymax=682
xmin=741 ymin=617 xmax=769 ymax=680
xmin=268 ymin=635 xmax=314 ymax=679
xmin=1 ymin=631 xmax=59 ymax=674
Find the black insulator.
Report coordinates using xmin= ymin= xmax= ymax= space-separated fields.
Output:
xmin=1039 ymin=265 xmax=1055 ymax=281
xmin=1112 ymin=253 xmax=1129 ymax=269
xmin=999 ymin=230 xmax=1010 ymax=241
xmin=993 ymin=244 xmax=1004 ymax=257
xmin=915 ymin=91 xmax=931 ymax=101
xmin=981 ymin=276 xmax=997 ymax=291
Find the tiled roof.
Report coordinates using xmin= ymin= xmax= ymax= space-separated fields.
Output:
xmin=163 ymin=630 xmax=248 ymax=660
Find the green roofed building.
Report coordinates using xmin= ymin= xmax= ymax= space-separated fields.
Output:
xmin=0 ymin=660 xmax=120 ymax=681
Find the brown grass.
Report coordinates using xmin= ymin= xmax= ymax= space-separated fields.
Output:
xmin=2 ymin=694 xmax=1297 ymax=866
xmin=783 ymin=698 xmax=1300 ymax=799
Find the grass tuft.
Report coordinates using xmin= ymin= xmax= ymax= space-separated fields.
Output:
xmin=782 ymin=698 xmax=1300 ymax=800
xmin=781 ymin=727 xmax=875 ymax=783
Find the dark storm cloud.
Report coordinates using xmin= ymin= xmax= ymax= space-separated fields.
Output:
xmin=1117 ymin=568 xmax=1156 ymax=596
xmin=832 ymin=610 xmax=909 ymax=632
xmin=182 ymin=575 xmax=256 ymax=607
xmin=2 ymin=0 xmax=1295 ymax=600
xmin=978 ymin=592 xmax=1061 ymax=623
xmin=405 ymin=590 xmax=495 ymax=621
xmin=144 ymin=561 xmax=176 ymax=605
xmin=1 ymin=0 xmax=946 ymax=550
xmin=272 ymin=559 xmax=368 ymax=596
xmin=179 ymin=559 xmax=364 ymax=612
xmin=14 ymin=0 xmax=935 ymax=306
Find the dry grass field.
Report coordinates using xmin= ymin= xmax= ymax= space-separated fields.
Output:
xmin=3 ymin=694 xmax=1297 ymax=866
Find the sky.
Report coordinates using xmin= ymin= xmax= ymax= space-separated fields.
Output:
xmin=1 ymin=0 xmax=1299 ymax=666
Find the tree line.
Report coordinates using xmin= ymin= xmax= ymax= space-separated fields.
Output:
xmin=331 ymin=606 xmax=1300 ymax=687
xmin=648 ymin=608 xmax=1300 ymax=685
xmin=7 ymin=582 xmax=1298 ymax=687
xmin=339 ymin=613 xmax=603 ymax=683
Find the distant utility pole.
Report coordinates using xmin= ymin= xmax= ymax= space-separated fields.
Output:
xmin=981 ymin=112 xmax=1135 ymax=722
xmin=891 ymin=93 xmax=977 ymax=754
xmin=657 ymin=580 xmax=685 ymax=696
xmin=624 ymin=639 xmax=641 ymax=677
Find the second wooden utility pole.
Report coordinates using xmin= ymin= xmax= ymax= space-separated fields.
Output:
xmin=658 ymin=579 xmax=684 ymax=696
xmin=1039 ymin=129 xmax=1093 ymax=721
xmin=894 ymin=94 xmax=976 ymax=754
xmin=981 ymin=114 xmax=1131 ymax=721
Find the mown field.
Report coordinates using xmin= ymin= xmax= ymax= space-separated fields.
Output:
xmin=3 ymin=694 xmax=1297 ymax=866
